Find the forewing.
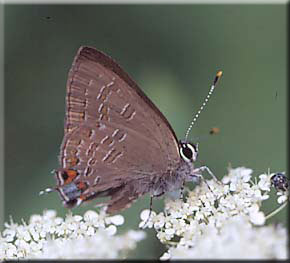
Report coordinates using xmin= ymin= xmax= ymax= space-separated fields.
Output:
xmin=63 ymin=46 xmax=180 ymax=174
xmin=58 ymin=46 xmax=181 ymax=209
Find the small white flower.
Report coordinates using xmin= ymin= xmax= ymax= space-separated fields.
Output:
xmin=156 ymin=231 xmax=167 ymax=243
xmin=249 ymin=211 xmax=266 ymax=225
xmin=153 ymin=213 xmax=166 ymax=229
xmin=140 ymin=209 xmax=151 ymax=221
xmin=105 ymin=225 xmax=117 ymax=236
xmin=107 ymin=215 xmax=124 ymax=226
xmin=29 ymin=215 xmax=42 ymax=224
xmin=160 ymin=252 xmax=171 ymax=260
xmin=139 ymin=209 xmax=156 ymax=228
xmin=86 ymin=226 xmax=95 ymax=236
xmin=277 ymin=193 xmax=288 ymax=204
xmin=84 ymin=210 xmax=99 ymax=221
xmin=258 ymin=173 xmax=272 ymax=191
xmin=3 ymin=219 xmax=18 ymax=242
xmin=126 ymin=230 xmax=146 ymax=242
xmin=5 ymin=243 xmax=18 ymax=258
xmin=229 ymin=167 xmax=253 ymax=182
xmin=222 ymin=175 xmax=230 ymax=184
xmin=164 ymin=228 xmax=175 ymax=240
xmin=43 ymin=210 xmax=57 ymax=220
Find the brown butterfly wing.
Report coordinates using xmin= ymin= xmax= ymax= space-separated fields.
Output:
xmin=58 ymin=46 xmax=180 ymax=212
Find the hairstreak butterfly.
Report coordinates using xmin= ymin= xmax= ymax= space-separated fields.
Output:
xmin=41 ymin=46 xmax=222 ymax=213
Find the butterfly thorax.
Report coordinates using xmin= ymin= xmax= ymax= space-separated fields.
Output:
xmin=149 ymin=141 xmax=199 ymax=196
xmin=150 ymin=159 xmax=195 ymax=196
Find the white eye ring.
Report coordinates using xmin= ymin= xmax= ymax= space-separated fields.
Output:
xmin=179 ymin=143 xmax=196 ymax=162
xmin=180 ymin=147 xmax=190 ymax=162
xmin=186 ymin=143 xmax=196 ymax=155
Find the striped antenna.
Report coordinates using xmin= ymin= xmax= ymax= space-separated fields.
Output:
xmin=185 ymin=70 xmax=223 ymax=140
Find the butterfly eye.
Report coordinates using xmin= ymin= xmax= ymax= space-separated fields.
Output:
xmin=179 ymin=143 xmax=197 ymax=162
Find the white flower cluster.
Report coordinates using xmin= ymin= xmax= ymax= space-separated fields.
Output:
xmin=140 ymin=167 xmax=288 ymax=259
xmin=0 ymin=209 xmax=145 ymax=260
xmin=161 ymin=216 xmax=287 ymax=260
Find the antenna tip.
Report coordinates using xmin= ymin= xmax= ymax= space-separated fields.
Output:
xmin=216 ymin=70 xmax=223 ymax=78
xmin=213 ymin=70 xmax=223 ymax=86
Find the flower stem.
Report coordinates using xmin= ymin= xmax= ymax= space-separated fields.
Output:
xmin=265 ymin=202 xmax=288 ymax=220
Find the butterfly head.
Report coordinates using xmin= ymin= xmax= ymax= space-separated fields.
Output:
xmin=179 ymin=140 xmax=198 ymax=163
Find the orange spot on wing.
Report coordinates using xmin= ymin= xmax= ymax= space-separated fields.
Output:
xmin=67 ymin=169 xmax=77 ymax=177
xmin=77 ymin=181 xmax=87 ymax=190
xmin=65 ymin=169 xmax=78 ymax=183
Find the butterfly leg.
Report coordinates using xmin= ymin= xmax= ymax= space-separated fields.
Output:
xmin=190 ymin=166 xmax=223 ymax=201
xmin=192 ymin=165 xmax=219 ymax=182
xmin=188 ymin=169 xmax=216 ymax=195
xmin=140 ymin=195 xmax=154 ymax=229
xmin=140 ymin=191 xmax=166 ymax=229
xmin=180 ymin=181 xmax=185 ymax=200
xmin=147 ymin=195 xmax=154 ymax=222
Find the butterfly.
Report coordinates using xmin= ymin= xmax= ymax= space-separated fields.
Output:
xmin=43 ymin=46 xmax=222 ymax=213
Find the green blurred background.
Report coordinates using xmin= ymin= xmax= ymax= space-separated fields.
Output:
xmin=4 ymin=4 xmax=287 ymax=259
